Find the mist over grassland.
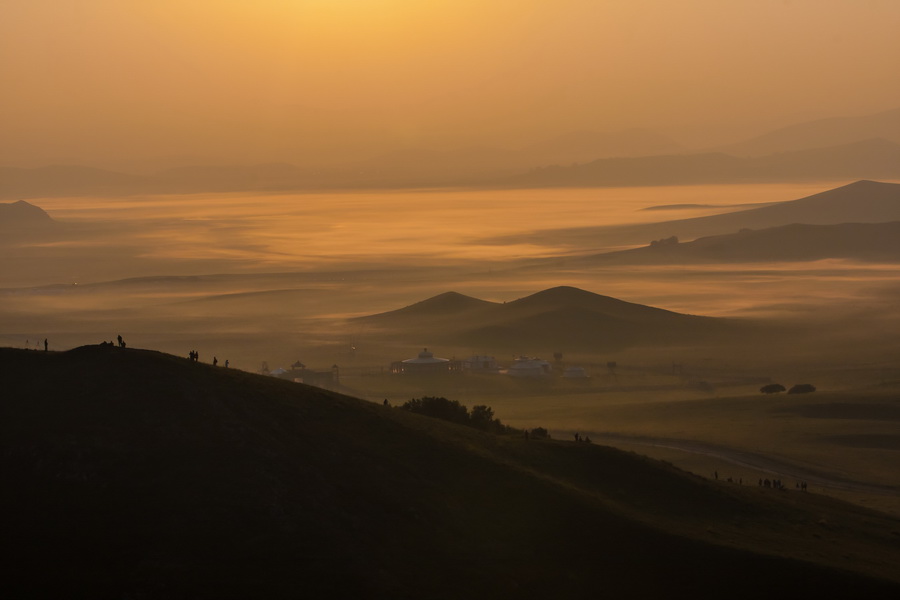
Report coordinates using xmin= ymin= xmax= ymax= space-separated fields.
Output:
xmin=3 ymin=180 xmax=900 ymax=518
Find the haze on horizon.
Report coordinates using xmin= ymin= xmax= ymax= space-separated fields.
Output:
xmin=3 ymin=0 xmax=900 ymax=171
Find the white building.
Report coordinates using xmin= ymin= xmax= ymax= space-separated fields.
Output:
xmin=506 ymin=356 xmax=552 ymax=378
xmin=464 ymin=355 xmax=499 ymax=372
xmin=562 ymin=366 xmax=590 ymax=379
xmin=391 ymin=348 xmax=459 ymax=374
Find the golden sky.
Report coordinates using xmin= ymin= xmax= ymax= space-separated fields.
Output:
xmin=2 ymin=0 xmax=899 ymax=169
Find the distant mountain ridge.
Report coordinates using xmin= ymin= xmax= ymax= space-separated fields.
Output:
xmin=490 ymin=180 xmax=900 ymax=252
xmin=5 ymin=121 xmax=900 ymax=196
xmin=716 ymin=107 xmax=900 ymax=157
xmin=507 ymin=138 xmax=900 ymax=188
xmin=585 ymin=221 xmax=900 ymax=265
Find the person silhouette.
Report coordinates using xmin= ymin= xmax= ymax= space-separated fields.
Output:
xmin=44 ymin=338 xmax=48 ymax=352
xmin=213 ymin=357 xmax=218 ymax=367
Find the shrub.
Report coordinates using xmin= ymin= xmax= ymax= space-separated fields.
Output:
xmin=787 ymin=383 xmax=816 ymax=394
xmin=401 ymin=396 xmax=469 ymax=425
xmin=760 ymin=383 xmax=786 ymax=394
xmin=529 ymin=427 xmax=550 ymax=440
xmin=400 ymin=397 xmax=530 ymax=435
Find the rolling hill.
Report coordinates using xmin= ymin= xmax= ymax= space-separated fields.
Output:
xmin=357 ymin=286 xmax=736 ymax=352
xmin=491 ymin=180 xmax=900 ymax=251
xmin=583 ymin=221 xmax=900 ymax=265
xmin=0 ymin=199 xmax=57 ymax=241
xmin=2 ymin=345 xmax=899 ymax=598
xmin=0 ymin=199 xmax=54 ymax=228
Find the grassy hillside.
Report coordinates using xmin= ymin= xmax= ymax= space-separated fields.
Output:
xmin=2 ymin=345 xmax=900 ymax=599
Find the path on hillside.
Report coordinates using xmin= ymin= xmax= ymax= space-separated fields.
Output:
xmin=592 ymin=433 xmax=900 ymax=496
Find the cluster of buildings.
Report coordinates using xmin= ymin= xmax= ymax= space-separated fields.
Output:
xmin=390 ymin=348 xmax=589 ymax=379
xmin=264 ymin=347 xmax=590 ymax=390
xmin=263 ymin=360 xmax=341 ymax=389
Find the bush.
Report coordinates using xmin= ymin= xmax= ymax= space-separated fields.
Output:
xmin=760 ymin=383 xmax=786 ymax=394
xmin=400 ymin=397 xmax=518 ymax=434
xmin=401 ymin=396 xmax=469 ymax=425
xmin=529 ymin=427 xmax=550 ymax=440
xmin=787 ymin=383 xmax=816 ymax=394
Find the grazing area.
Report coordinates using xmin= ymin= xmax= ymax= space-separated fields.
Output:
xmin=3 ymin=345 xmax=900 ymax=599
xmin=5 ymin=4 xmax=900 ymax=596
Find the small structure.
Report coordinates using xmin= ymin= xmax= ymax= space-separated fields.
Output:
xmin=463 ymin=355 xmax=500 ymax=373
xmin=391 ymin=348 xmax=460 ymax=375
xmin=268 ymin=360 xmax=340 ymax=390
xmin=506 ymin=356 xmax=552 ymax=378
xmin=562 ymin=366 xmax=589 ymax=379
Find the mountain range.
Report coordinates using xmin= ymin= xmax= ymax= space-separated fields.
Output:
xmin=715 ymin=107 xmax=900 ymax=157
xmin=4 ymin=107 xmax=900 ymax=197
xmin=508 ymin=138 xmax=900 ymax=188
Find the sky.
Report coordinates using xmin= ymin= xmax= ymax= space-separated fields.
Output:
xmin=2 ymin=0 xmax=900 ymax=170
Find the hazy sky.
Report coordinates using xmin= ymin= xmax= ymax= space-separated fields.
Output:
xmin=3 ymin=0 xmax=899 ymax=169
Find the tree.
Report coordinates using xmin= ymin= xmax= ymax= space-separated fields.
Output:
xmin=401 ymin=397 xmax=536 ymax=436
xmin=401 ymin=396 xmax=469 ymax=425
xmin=649 ymin=235 xmax=678 ymax=247
xmin=760 ymin=383 xmax=786 ymax=394
xmin=788 ymin=384 xmax=816 ymax=394
xmin=529 ymin=427 xmax=550 ymax=440
xmin=469 ymin=405 xmax=495 ymax=431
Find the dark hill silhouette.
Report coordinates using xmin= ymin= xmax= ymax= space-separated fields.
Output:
xmin=494 ymin=180 xmax=900 ymax=251
xmin=503 ymin=285 xmax=694 ymax=322
xmin=362 ymin=291 xmax=498 ymax=323
xmin=457 ymin=286 xmax=720 ymax=350
xmin=357 ymin=286 xmax=732 ymax=351
xmin=3 ymin=345 xmax=899 ymax=598
xmin=586 ymin=222 xmax=900 ymax=265
xmin=730 ymin=179 xmax=900 ymax=225
xmin=0 ymin=199 xmax=57 ymax=242
xmin=0 ymin=199 xmax=54 ymax=227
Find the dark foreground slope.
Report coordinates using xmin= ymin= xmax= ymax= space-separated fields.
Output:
xmin=2 ymin=346 xmax=899 ymax=599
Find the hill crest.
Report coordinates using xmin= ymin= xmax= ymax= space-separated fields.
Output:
xmin=3 ymin=345 xmax=900 ymax=597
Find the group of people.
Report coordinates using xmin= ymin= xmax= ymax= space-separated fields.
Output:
xmin=188 ymin=350 xmax=228 ymax=368
xmin=758 ymin=478 xmax=806 ymax=491
xmin=715 ymin=474 xmax=807 ymax=491
xmin=34 ymin=335 xmax=128 ymax=352
xmin=27 ymin=338 xmax=51 ymax=351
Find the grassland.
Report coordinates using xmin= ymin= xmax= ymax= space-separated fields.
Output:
xmin=3 ymin=345 xmax=900 ymax=598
